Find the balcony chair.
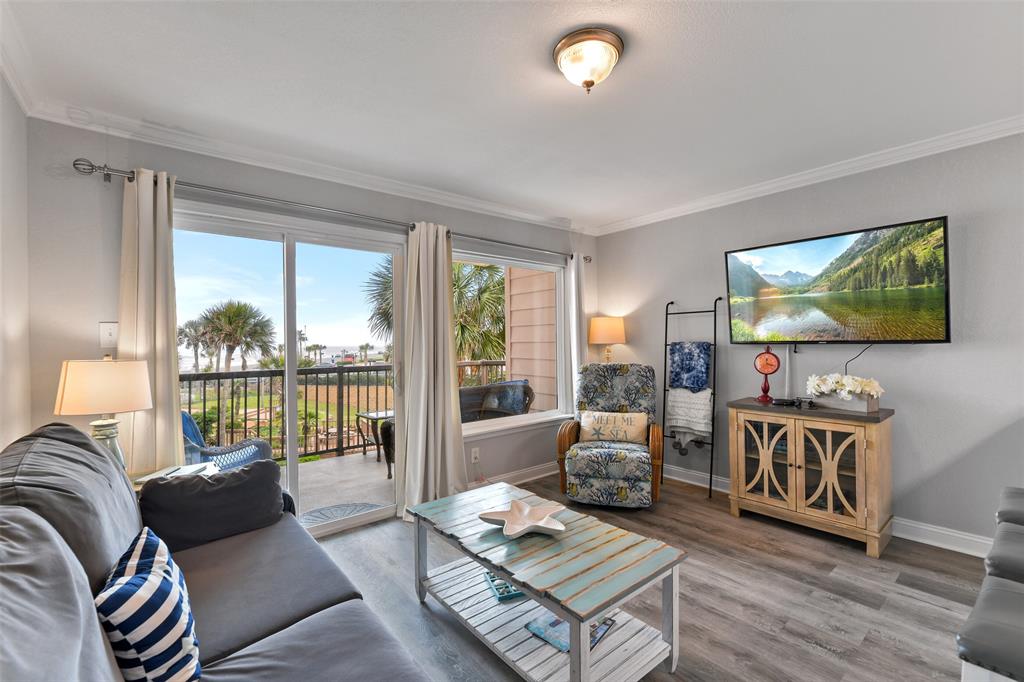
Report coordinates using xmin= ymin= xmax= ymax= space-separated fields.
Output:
xmin=557 ymin=364 xmax=662 ymax=508
xmin=181 ymin=411 xmax=272 ymax=471
xmin=459 ymin=379 xmax=535 ymax=423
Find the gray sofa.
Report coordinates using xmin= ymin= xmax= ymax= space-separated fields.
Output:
xmin=0 ymin=423 xmax=429 ymax=682
xmin=956 ymin=486 xmax=1024 ymax=681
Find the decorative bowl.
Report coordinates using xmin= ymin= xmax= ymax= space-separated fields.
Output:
xmin=478 ymin=499 xmax=566 ymax=538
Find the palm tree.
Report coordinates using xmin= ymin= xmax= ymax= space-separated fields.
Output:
xmin=451 ymin=262 xmax=505 ymax=361
xmin=237 ymin=315 xmax=275 ymax=370
xmin=364 ymin=256 xmax=393 ymax=342
xmin=200 ymin=301 xmax=276 ymax=441
xmin=200 ymin=300 xmax=276 ymax=372
xmin=307 ymin=343 xmax=326 ymax=364
xmin=364 ymin=256 xmax=506 ymax=361
xmin=358 ymin=343 xmax=371 ymax=363
xmin=178 ymin=319 xmax=205 ymax=371
xmin=297 ymin=329 xmax=308 ymax=358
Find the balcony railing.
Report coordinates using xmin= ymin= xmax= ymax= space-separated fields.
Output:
xmin=179 ymin=359 xmax=506 ymax=459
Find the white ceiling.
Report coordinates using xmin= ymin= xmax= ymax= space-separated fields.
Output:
xmin=4 ymin=1 xmax=1022 ymax=234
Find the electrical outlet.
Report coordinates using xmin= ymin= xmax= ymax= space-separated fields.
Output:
xmin=99 ymin=322 xmax=119 ymax=349
xmin=470 ymin=447 xmax=481 ymax=463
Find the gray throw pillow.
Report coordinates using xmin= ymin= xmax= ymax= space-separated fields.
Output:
xmin=139 ymin=459 xmax=284 ymax=552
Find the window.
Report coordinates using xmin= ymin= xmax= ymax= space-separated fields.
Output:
xmin=451 ymin=252 xmax=569 ymax=427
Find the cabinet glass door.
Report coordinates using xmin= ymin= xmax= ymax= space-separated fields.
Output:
xmin=737 ymin=414 xmax=794 ymax=510
xmin=797 ymin=421 xmax=865 ymax=527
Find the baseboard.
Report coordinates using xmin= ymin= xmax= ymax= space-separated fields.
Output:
xmin=891 ymin=517 xmax=993 ymax=558
xmin=662 ymin=464 xmax=994 ymax=557
xmin=471 ymin=461 xmax=560 ymax=489
xmin=662 ymin=464 xmax=731 ymax=493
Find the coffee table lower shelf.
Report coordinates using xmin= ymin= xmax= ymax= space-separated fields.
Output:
xmin=423 ymin=557 xmax=670 ymax=682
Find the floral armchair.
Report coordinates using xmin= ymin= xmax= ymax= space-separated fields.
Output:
xmin=557 ymin=364 xmax=662 ymax=508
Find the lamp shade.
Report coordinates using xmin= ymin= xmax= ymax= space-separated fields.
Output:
xmin=54 ymin=359 xmax=153 ymax=416
xmin=588 ymin=316 xmax=626 ymax=345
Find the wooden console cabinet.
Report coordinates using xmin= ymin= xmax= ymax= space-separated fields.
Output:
xmin=727 ymin=398 xmax=894 ymax=558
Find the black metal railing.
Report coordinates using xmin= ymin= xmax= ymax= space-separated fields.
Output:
xmin=179 ymin=359 xmax=506 ymax=459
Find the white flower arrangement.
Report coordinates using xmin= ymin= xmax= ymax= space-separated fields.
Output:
xmin=806 ymin=373 xmax=885 ymax=401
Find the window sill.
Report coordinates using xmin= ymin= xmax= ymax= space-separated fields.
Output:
xmin=462 ymin=412 xmax=573 ymax=441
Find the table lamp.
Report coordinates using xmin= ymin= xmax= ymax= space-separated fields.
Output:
xmin=54 ymin=356 xmax=153 ymax=467
xmin=589 ymin=316 xmax=626 ymax=363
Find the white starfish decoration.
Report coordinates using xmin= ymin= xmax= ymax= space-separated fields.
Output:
xmin=478 ymin=499 xmax=566 ymax=538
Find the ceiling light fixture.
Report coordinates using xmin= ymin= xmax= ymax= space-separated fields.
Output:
xmin=553 ymin=28 xmax=624 ymax=94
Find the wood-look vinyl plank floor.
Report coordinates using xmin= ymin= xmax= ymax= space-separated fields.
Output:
xmin=317 ymin=475 xmax=982 ymax=681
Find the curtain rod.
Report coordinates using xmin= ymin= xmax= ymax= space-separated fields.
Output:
xmin=72 ymin=158 xmax=575 ymax=259
xmin=73 ymin=158 xmax=414 ymax=230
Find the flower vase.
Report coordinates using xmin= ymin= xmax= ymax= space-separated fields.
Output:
xmin=813 ymin=394 xmax=879 ymax=414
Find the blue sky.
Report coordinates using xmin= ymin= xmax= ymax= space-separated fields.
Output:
xmin=735 ymin=231 xmax=859 ymax=276
xmin=173 ymin=231 xmax=390 ymax=362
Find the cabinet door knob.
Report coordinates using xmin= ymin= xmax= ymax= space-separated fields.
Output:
xmin=796 ymin=464 xmax=803 ymax=470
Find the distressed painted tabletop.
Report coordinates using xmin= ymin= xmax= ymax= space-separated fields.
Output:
xmin=409 ymin=482 xmax=686 ymax=621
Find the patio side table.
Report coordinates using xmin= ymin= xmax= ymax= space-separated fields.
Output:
xmin=355 ymin=409 xmax=394 ymax=462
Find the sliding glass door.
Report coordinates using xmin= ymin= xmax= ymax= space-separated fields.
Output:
xmin=292 ymin=240 xmax=397 ymax=530
xmin=174 ymin=203 xmax=402 ymax=535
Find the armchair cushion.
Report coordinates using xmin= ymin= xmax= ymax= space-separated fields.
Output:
xmin=140 ymin=460 xmax=283 ymax=552
xmin=575 ymin=364 xmax=656 ymax=419
xmin=565 ymin=475 xmax=653 ymax=509
xmin=565 ymin=441 xmax=652 ymax=480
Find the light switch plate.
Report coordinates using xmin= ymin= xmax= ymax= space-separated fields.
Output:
xmin=99 ymin=322 xmax=119 ymax=349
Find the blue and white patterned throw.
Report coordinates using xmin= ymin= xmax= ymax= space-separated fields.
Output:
xmin=669 ymin=342 xmax=711 ymax=392
xmin=94 ymin=528 xmax=200 ymax=682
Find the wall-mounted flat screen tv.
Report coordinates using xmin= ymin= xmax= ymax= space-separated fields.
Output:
xmin=725 ymin=217 xmax=950 ymax=344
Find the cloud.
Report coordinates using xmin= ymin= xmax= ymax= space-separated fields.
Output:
xmin=737 ymin=254 xmax=764 ymax=268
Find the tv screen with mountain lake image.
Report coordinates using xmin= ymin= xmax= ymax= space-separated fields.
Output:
xmin=725 ymin=217 xmax=949 ymax=344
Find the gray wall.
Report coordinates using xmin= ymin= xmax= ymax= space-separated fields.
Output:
xmin=25 ymin=118 xmax=596 ymax=477
xmin=0 ymin=76 xmax=31 ymax=447
xmin=596 ymin=134 xmax=1024 ymax=538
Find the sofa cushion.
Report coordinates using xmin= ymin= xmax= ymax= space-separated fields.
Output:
xmin=140 ymin=459 xmax=283 ymax=552
xmin=202 ymin=600 xmax=429 ymax=682
xmin=997 ymin=487 xmax=1024 ymax=525
xmin=985 ymin=522 xmax=1024 ymax=583
xmin=173 ymin=513 xmax=361 ymax=664
xmin=957 ymin=575 xmax=1024 ymax=680
xmin=0 ymin=423 xmax=142 ymax=593
xmin=565 ymin=441 xmax=652 ymax=480
xmin=0 ymin=506 xmax=121 ymax=682
xmin=95 ymin=528 xmax=201 ymax=681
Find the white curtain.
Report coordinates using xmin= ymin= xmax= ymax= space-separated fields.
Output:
xmin=568 ymin=252 xmax=588 ymax=382
xmin=397 ymin=222 xmax=468 ymax=515
xmin=116 ymin=169 xmax=183 ymax=474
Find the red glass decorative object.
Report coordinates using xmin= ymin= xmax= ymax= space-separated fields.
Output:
xmin=754 ymin=345 xmax=781 ymax=403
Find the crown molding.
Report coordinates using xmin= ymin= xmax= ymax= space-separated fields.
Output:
xmin=584 ymin=115 xmax=1024 ymax=236
xmin=25 ymin=98 xmax=574 ymax=231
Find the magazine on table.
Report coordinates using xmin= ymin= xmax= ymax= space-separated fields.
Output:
xmin=524 ymin=613 xmax=615 ymax=653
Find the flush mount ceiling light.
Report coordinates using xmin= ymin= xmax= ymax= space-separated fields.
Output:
xmin=553 ymin=28 xmax=624 ymax=94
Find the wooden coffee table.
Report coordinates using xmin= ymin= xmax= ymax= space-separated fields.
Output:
xmin=409 ymin=482 xmax=685 ymax=682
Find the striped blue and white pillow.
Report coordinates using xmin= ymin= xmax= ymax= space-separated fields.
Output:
xmin=94 ymin=528 xmax=200 ymax=682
